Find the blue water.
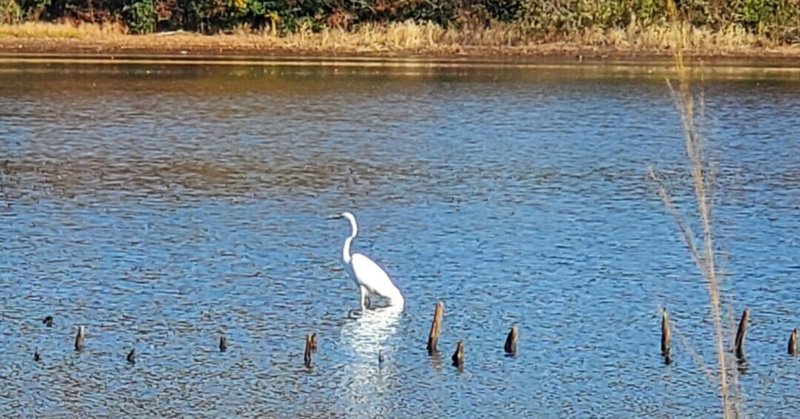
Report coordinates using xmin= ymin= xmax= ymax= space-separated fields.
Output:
xmin=1 ymin=62 xmax=800 ymax=417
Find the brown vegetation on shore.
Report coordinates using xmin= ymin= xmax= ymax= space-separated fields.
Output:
xmin=0 ymin=21 xmax=798 ymax=60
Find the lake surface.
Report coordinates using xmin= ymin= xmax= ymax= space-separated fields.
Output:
xmin=1 ymin=60 xmax=800 ymax=417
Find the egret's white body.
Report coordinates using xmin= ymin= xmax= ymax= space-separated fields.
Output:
xmin=339 ymin=212 xmax=404 ymax=311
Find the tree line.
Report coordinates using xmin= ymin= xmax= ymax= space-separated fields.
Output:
xmin=1 ymin=0 xmax=798 ymax=41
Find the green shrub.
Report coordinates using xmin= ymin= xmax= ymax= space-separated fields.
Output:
xmin=124 ymin=0 xmax=157 ymax=33
xmin=739 ymin=0 xmax=800 ymax=40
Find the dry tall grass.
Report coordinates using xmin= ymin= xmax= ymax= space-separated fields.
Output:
xmin=0 ymin=21 xmax=124 ymax=38
xmin=0 ymin=20 xmax=789 ymax=57
xmin=576 ymin=24 xmax=763 ymax=51
xmin=649 ymin=0 xmax=744 ymax=418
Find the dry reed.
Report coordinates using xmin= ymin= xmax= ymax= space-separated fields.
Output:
xmin=648 ymin=1 xmax=743 ymax=417
xmin=0 ymin=20 xmax=792 ymax=58
xmin=0 ymin=21 xmax=124 ymax=38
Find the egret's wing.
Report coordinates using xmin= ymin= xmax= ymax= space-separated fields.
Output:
xmin=351 ymin=253 xmax=394 ymax=295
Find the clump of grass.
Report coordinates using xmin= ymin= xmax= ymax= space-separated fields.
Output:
xmin=312 ymin=21 xmax=445 ymax=52
xmin=0 ymin=21 xmax=125 ymax=39
xmin=576 ymin=23 xmax=764 ymax=51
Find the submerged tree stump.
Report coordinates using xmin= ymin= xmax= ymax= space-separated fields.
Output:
xmin=734 ymin=308 xmax=749 ymax=360
xmin=789 ymin=328 xmax=798 ymax=356
xmin=427 ymin=301 xmax=445 ymax=355
xmin=33 ymin=349 xmax=41 ymax=362
xmin=451 ymin=340 xmax=464 ymax=368
xmin=74 ymin=326 xmax=85 ymax=352
xmin=127 ymin=348 xmax=136 ymax=364
xmin=504 ymin=326 xmax=518 ymax=355
xmin=661 ymin=309 xmax=672 ymax=365
xmin=304 ymin=334 xmax=314 ymax=368
xmin=42 ymin=316 xmax=54 ymax=328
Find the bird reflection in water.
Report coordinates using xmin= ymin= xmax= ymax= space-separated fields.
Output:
xmin=342 ymin=304 xmax=402 ymax=360
xmin=339 ymin=304 xmax=404 ymax=416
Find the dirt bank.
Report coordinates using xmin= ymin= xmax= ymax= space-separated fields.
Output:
xmin=1 ymin=32 xmax=800 ymax=66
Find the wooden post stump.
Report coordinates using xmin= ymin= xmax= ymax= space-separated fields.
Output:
xmin=427 ymin=301 xmax=444 ymax=355
xmin=304 ymin=334 xmax=314 ymax=368
xmin=661 ymin=309 xmax=672 ymax=365
xmin=310 ymin=333 xmax=318 ymax=352
xmin=74 ymin=326 xmax=85 ymax=352
xmin=451 ymin=340 xmax=464 ymax=368
xmin=789 ymin=328 xmax=798 ymax=356
xmin=734 ymin=308 xmax=749 ymax=360
xmin=504 ymin=326 xmax=518 ymax=355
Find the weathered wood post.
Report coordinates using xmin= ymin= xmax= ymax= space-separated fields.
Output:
xmin=451 ymin=340 xmax=464 ymax=368
xmin=33 ymin=349 xmax=41 ymax=362
xmin=504 ymin=326 xmax=518 ymax=355
xmin=310 ymin=333 xmax=318 ymax=352
xmin=661 ymin=309 xmax=672 ymax=364
xmin=427 ymin=301 xmax=444 ymax=355
xmin=127 ymin=348 xmax=136 ymax=364
xmin=219 ymin=336 xmax=228 ymax=352
xmin=304 ymin=334 xmax=314 ymax=368
xmin=42 ymin=316 xmax=54 ymax=327
xmin=74 ymin=326 xmax=85 ymax=352
xmin=734 ymin=308 xmax=749 ymax=360
xmin=788 ymin=328 xmax=798 ymax=356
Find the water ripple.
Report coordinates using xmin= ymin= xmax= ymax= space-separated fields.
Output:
xmin=1 ymin=63 xmax=799 ymax=417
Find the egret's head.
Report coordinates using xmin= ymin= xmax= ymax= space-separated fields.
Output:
xmin=338 ymin=211 xmax=358 ymax=235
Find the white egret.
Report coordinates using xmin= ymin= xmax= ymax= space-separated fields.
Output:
xmin=337 ymin=212 xmax=404 ymax=311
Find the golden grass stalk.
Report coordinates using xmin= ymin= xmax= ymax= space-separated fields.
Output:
xmin=649 ymin=1 xmax=732 ymax=417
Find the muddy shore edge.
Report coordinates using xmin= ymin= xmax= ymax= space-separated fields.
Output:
xmin=2 ymin=37 xmax=800 ymax=67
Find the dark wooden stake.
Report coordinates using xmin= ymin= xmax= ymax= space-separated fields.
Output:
xmin=734 ymin=308 xmax=749 ymax=360
xmin=310 ymin=333 xmax=318 ymax=352
xmin=661 ymin=309 xmax=672 ymax=364
xmin=451 ymin=340 xmax=464 ymax=368
xmin=661 ymin=309 xmax=671 ymax=354
xmin=219 ymin=336 xmax=227 ymax=352
xmin=427 ymin=301 xmax=445 ymax=355
xmin=42 ymin=316 xmax=54 ymax=327
xmin=504 ymin=326 xmax=518 ymax=355
xmin=33 ymin=349 xmax=41 ymax=362
xmin=304 ymin=334 xmax=314 ymax=368
xmin=127 ymin=348 xmax=136 ymax=364
xmin=788 ymin=328 xmax=798 ymax=356
xmin=74 ymin=326 xmax=85 ymax=352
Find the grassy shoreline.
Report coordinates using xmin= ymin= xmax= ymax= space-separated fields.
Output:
xmin=1 ymin=22 xmax=799 ymax=63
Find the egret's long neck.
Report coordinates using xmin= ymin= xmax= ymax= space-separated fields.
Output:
xmin=342 ymin=219 xmax=358 ymax=264
xmin=342 ymin=236 xmax=353 ymax=264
